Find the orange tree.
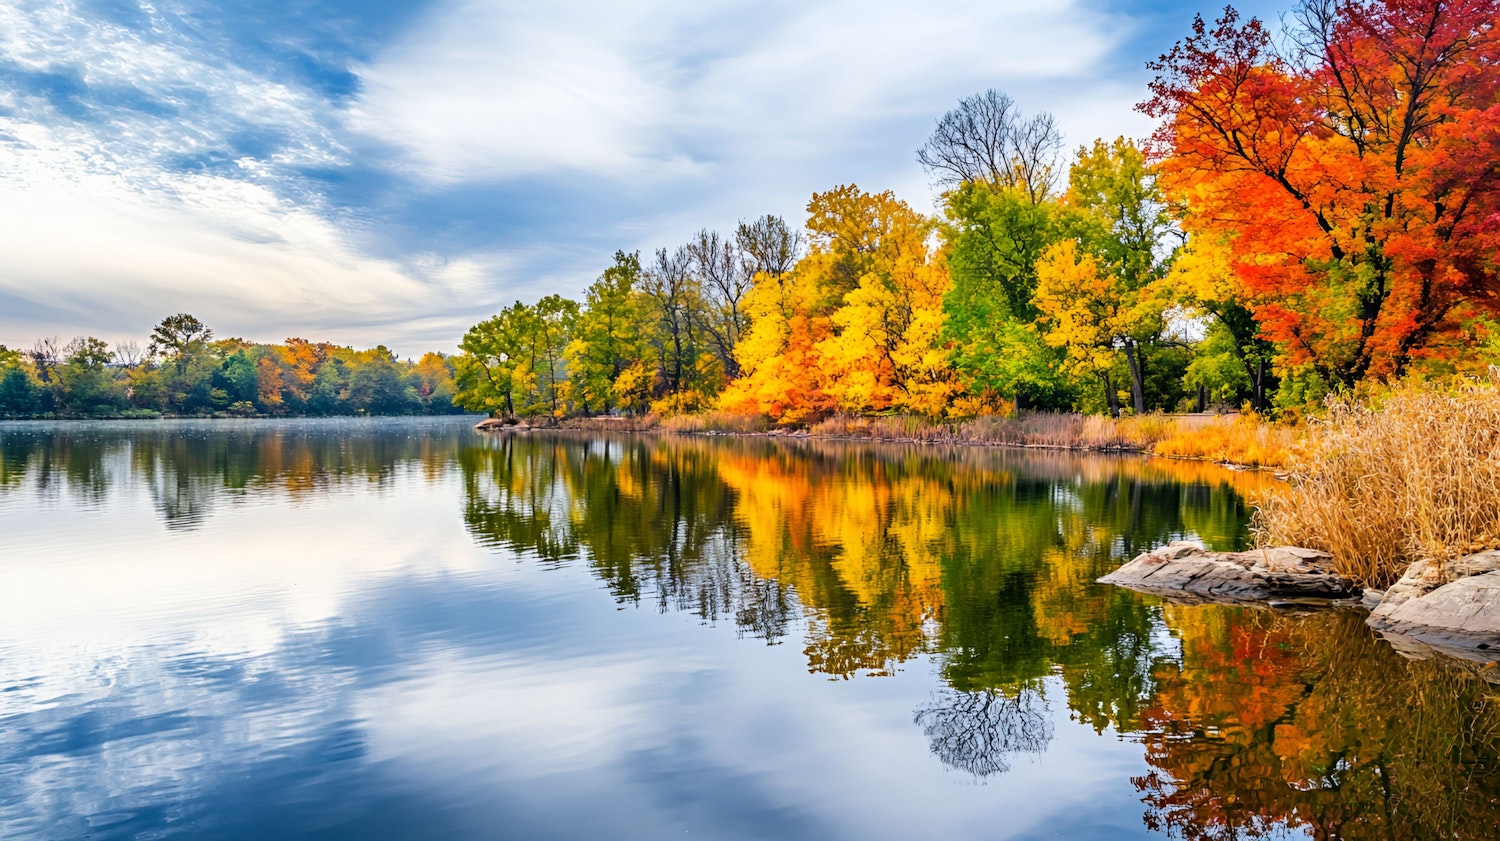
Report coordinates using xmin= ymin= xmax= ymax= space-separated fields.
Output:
xmin=1141 ymin=1 xmax=1500 ymax=392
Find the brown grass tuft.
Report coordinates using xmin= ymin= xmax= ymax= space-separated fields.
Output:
xmin=1254 ymin=376 xmax=1500 ymax=589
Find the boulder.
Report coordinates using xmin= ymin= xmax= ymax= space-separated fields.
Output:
xmin=1098 ymin=541 xmax=1360 ymax=604
xmin=1368 ymin=550 xmax=1500 ymax=657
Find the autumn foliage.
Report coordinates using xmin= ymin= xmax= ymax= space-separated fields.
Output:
xmin=1143 ymin=0 xmax=1500 ymax=387
xmin=444 ymin=0 xmax=1500 ymax=429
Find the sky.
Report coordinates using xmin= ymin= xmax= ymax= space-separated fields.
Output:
xmin=0 ymin=0 xmax=1286 ymax=356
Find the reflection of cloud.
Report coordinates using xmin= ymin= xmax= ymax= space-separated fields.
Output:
xmin=358 ymin=654 xmax=676 ymax=776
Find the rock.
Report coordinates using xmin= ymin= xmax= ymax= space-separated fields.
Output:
xmin=1368 ymin=551 xmax=1500 ymax=657
xmin=1098 ymin=541 xmax=1359 ymax=604
xmin=1372 ymin=550 xmax=1500 ymax=614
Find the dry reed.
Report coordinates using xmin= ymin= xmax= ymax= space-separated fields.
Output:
xmin=1254 ymin=376 xmax=1500 ymax=588
xmin=1151 ymin=414 xmax=1297 ymax=469
xmin=660 ymin=411 xmax=770 ymax=434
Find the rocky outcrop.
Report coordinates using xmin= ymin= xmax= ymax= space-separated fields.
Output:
xmin=1368 ymin=551 xmax=1500 ymax=659
xmin=1102 ymin=542 xmax=1500 ymax=669
xmin=1098 ymin=542 xmax=1360 ymax=604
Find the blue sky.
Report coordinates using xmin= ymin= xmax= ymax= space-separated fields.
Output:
xmin=0 ymin=0 xmax=1284 ymax=355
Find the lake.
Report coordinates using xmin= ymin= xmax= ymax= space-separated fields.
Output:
xmin=1 ymin=417 xmax=1497 ymax=840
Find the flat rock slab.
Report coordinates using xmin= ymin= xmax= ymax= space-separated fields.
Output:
xmin=1369 ymin=571 xmax=1500 ymax=657
xmin=1099 ymin=541 xmax=1360 ymax=604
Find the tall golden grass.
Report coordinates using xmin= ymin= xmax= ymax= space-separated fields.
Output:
xmin=796 ymin=411 xmax=1295 ymax=468
xmin=660 ymin=411 xmax=770 ymax=434
xmin=1151 ymin=414 xmax=1297 ymax=469
xmin=1255 ymin=376 xmax=1500 ymax=589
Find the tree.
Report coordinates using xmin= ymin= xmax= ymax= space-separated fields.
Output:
xmin=411 ymin=352 xmax=460 ymax=414
xmin=566 ymin=251 xmax=647 ymax=414
xmin=918 ymin=89 xmax=1065 ymax=203
xmin=56 ymin=337 xmax=125 ymax=416
xmin=1141 ymin=2 xmax=1500 ymax=389
xmin=688 ymin=230 xmax=753 ymax=378
xmin=148 ymin=313 xmax=214 ymax=371
xmin=455 ymin=303 xmax=531 ymax=417
xmin=736 ymin=214 xmax=804 ymax=280
xmin=811 ymin=187 xmax=956 ymax=414
xmin=1034 ymin=240 xmax=1133 ymax=416
xmin=528 ymin=295 xmax=579 ymax=416
xmin=940 ymin=181 xmax=1071 ymax=410
xmin=1167 ymin=237 xmax=1279 ymax=410
xmin=345 ymin=346 xmax=419 ymax=415
xmin=1063 ymin=138 xmax=1179 ymax=415
xmin=720 ymin=187 xmax=955 ymax=420
xmin=641 ymin=246 xmax=716 ymax=410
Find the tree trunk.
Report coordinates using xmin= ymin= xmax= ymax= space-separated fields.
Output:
xmin=1122 ymin=341 xmax=1146 ymax=415
xmin=1196 ymin=384 xmax=1207 ymax=413
xmin=1102 ymin=371 xmax=1121 ymax=418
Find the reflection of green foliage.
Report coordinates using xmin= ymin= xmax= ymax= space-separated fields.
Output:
xmin=457 ymin=434 xmax=1256 ymax=694
xmin=0 ymin=421 xmax=466 ymax=528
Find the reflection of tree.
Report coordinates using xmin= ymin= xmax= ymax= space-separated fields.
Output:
xmin=458 ymin=433 xmax=1265 ymax=690
xmin=460 ymin=435 xmax=801 ymax=642
xmin=914 ymin=686 xmax=1054 ymax=777
xmin=1135 ymin=607 xmax=1500 ymax=840
xmin=0 ymin=419 xmax=470 ymax=529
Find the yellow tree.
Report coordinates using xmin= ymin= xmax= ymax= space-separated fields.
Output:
xmin=722 ymin=185 xmax=956 ymax=419
xmin=818 ymin=190 xmax=955 ymax=415
xmin=1033 ymin=240 xmax=1135 ymax=416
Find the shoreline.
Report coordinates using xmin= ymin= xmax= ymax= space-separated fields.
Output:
xmin=473 ymin=413 xmax=1285 ymax=471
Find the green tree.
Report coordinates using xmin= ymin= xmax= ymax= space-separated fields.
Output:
xmin=456 ymin=302 xmax=534 ymax=417
xmin=1036 ymin=139 xmax=1178 ymax=415
xmin=56 ymin=337 xmax=126 ymax=417
xmin=940 ymin=182 xmax=1072 ymax=409
xmin=566 ymin=251 xmax=647 ymax=414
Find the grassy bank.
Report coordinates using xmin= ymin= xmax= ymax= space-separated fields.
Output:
xmin=1255 ymin=378 xmax=1500 ymax=589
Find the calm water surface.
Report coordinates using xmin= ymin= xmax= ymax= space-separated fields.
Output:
xmin=1 ymin=418 xmax=1497 ymax=840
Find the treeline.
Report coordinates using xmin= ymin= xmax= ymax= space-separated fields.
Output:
xmin=457 ymin=0 xmax=1500 ymax=422
xmin=0 ymin=314 xmax=462 ymax=419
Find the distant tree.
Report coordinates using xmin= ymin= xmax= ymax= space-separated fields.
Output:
xmin=27 ymin=337 xmax=61 ymax=385
xmin=149 ymin=313 xmax=214 ymax=371
xmin=57 ymin=336 xmax=125 ymax=416
xmin=112 ymin=340 xmax=146 ymax=369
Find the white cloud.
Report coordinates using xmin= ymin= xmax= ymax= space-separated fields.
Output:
xmin=352 ymin=0 xmax=1130 ymax=187
xmin=0 ymin=128 xmax=483 ymax=351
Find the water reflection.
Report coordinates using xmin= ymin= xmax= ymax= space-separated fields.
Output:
xmin=1138 ymin=607 xmax=1500 ymax=840
xmin=2 ymin=421 xmax=1498 ymax=840
xmin=914 ymin=687 xmax=1054 ymax=778
xmin=458 ymin=435 xmax=1261 ymax=685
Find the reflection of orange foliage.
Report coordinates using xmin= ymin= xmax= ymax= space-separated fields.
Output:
xmin=1137 ymin=605 xmax=1500 ymax=840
